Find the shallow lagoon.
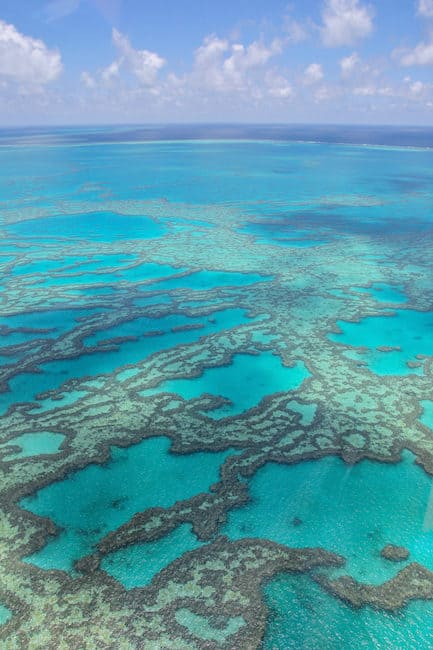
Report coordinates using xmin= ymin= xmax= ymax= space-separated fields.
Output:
xmin=329 ymin=308 xmax=433 ymax=375
xmin=0 ymin=307 xmax=259 ymax=413
xmin=21 ymin=436 xmax=232 ymax=572
xmin=142 ymin=351 xmax=309 ymax=418
xmin=262 ymin=573 xmax=433 ymax=649
xmin=223 ymin=451 xmax=433 ymax=585
xmin=0 ymin=605 xmax=11 ymax=627
xmin=0 ymin=431 xmax=65 ymax=460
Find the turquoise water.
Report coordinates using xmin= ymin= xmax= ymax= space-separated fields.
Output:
xmin=33 ymin=261 xmax=185 ymax=288
xmin=329 ymin=308 xmax=433 ymax=375
xmin=0 ymin=432 xmax=65 ymax=460
xmin=0 ymin=306 xmax=106 ymax=347
xmin=420 ymin=400 xmax=433 ymax=430
xmin=101 ymin=523 xmax=203 ymax=588
xmin=0 ymin=605 xmax=11 ymax=626
xmin=12 ymin=256 xmax=88 ymax=276
xmin=142 ymin=351 xmax=309 ymax=418
xmin=8 ymin=212 xmax=165 ymax=242
xmin=262 ymin=573 xmax=433 ymax=649
xmin=1 ymin=307 xmax=258 ymax=413
xmin=223 ymin=452 xmax=433 ymax=585
xmin=352 ymin=283 xmax=407 ymax=304
xmin=3 ymin=135 xmax=433 ymax=645
xmin=143 ymin=269 xmax=271 ymax=292
xmin=21 ymin=436 xmax=232 ymax=572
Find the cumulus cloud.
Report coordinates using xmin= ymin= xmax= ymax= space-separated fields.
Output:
xmin=82 ymin=29 xmax=165 ymax=88
xmin=304 ymin=63 xmax=324 ymax=84
xmin=101 ymin=58 xmax=121 ymax=83
xmin=321 ymin=0 xmax=374 ymax=47
xmin=410 ymin=79 xmax=427 ymax=94
xmin=0 ymin=20 xmax=62 ymax=85
xmin=111 ymin=28 xmax=165 ymax=85
xmin=418 ymin=0 xmax=433 ymax=17
xmin=190 ymin=35 xmax=283 ymax=93
xmin=403 ymin=76 xmax=433 ymax=96
xmin=265 ymin=72 xmax=294 ymax=98
xmin=80 ymin=71 xmax=96 ymax=88
xmin=399 ymin=39 xmax=433 ymax=65
xmin=339 ymin=52 xmax=360 ymax=76
xmin=314 ymin=84 xmax=338 ymax=102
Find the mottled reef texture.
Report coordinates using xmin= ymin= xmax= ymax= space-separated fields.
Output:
xmin=2 ymin=187 xmax=433 ymax=648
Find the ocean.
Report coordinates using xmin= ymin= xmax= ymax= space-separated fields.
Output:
xmin=1 ymin=125 xmax=433 ymax=648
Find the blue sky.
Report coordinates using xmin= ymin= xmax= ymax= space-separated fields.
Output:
xmin=2 ymin=0 xmax=433 ymax=125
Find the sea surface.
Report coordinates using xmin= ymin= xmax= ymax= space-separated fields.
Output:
xmin=1 ymin=125 xmax=433 ymax=648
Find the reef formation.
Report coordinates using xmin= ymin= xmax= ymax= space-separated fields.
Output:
xmin=1 ymin=137 xmax=433 ymax=648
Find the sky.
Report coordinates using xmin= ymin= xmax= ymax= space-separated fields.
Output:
xmin=2 ymin=0 xmax=433 ymax=125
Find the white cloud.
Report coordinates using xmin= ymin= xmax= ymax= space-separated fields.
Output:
xmin=0 ymin=20 xmax=62 ymax=85
xmin=80 ymin=71 xmax=95 ymax=88
xmin=399 ymin=39 xmax=433 ymax=65
xmin=101 ymin=59 xmax=121 ymax=83
xmin=339 ymin=52 xmax=360 ymax=77
xmin=405 ymin=79 xmax=433 ymax=97
xmin=410 ymin=80 xmax=426 ymax=94
xmin=266 ymin=72 xmax=294 ymax=98
xmin=418 ymin=0 xmax=433 ymax=17
xmin=223 ymin=39 xmax=282 ymax=86
xmin=190 ymin=35 xmax=229 ymax=91
xmin=304 ymin=63 xmax=324 ymax=84
xmin=84 ymin=29 xmax=166 ymax=88
xmin=314 ymin=84 xmax=337 ymax=102
xmin=321 ymin=0 xmax=374 ymax=47
xmin=111 ymin=28 xmax=165 ymax=85
xmin=191 ymin=35 xmax=283 ymax=93
xmin=353 ymin=85 xmax=393 ymax=96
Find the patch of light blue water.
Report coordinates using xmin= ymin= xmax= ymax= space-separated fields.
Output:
xmin=223 ymin=451 xmax=433 ymax=585
xmin=33 ymin=391 xmax=88 ymax=414
xmin=141 ymin=352 xmax=309 ymax=419
xmin=7 ymin=212 xmax=165 ymax=243
xmin=32 ymin=262 xmax=185 ymax=288
xmin=262 ymin=573 xmax=433 ymax=649
xmin=11 ymin=255 xmax=93 ymax=276
xmin=0 ymin=604 xmax=11 ymax=626
xmin=147 ymin=269 xmax=272 ymax=292
xmin=352 ymin=283 xmax=407 ymax=304
xmin=420 ymin=400 xmax=433 ymax=431
xmin=0 ymin=432 xmax=65 ymax=460
xmin=0 ymin=306 xmax=107 ymax=347
xmin=62 ymin=253 xmax=137 ymax=273
xmin=0 ymin=308 xmax=258 ymax=414
xmin=132 ymin=295 xmax=173 ymax=308
xmin=101 ymin=523 xmax=202 ymax=589
xmin=329 ymin=308 xmax=433 ymax=375
xmin=84 ymin=307 xmax=254 ymax=348
xmin=20 ymin=436 xmax=232 ymax=572
xmin=0 ymin=352 xmax=23 ymax=367
xmin=0 ymin=255 xmax=15 ymax=264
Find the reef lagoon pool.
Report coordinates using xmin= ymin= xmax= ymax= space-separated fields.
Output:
xmin=2 ymin=127 xmax=433 ymax=648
